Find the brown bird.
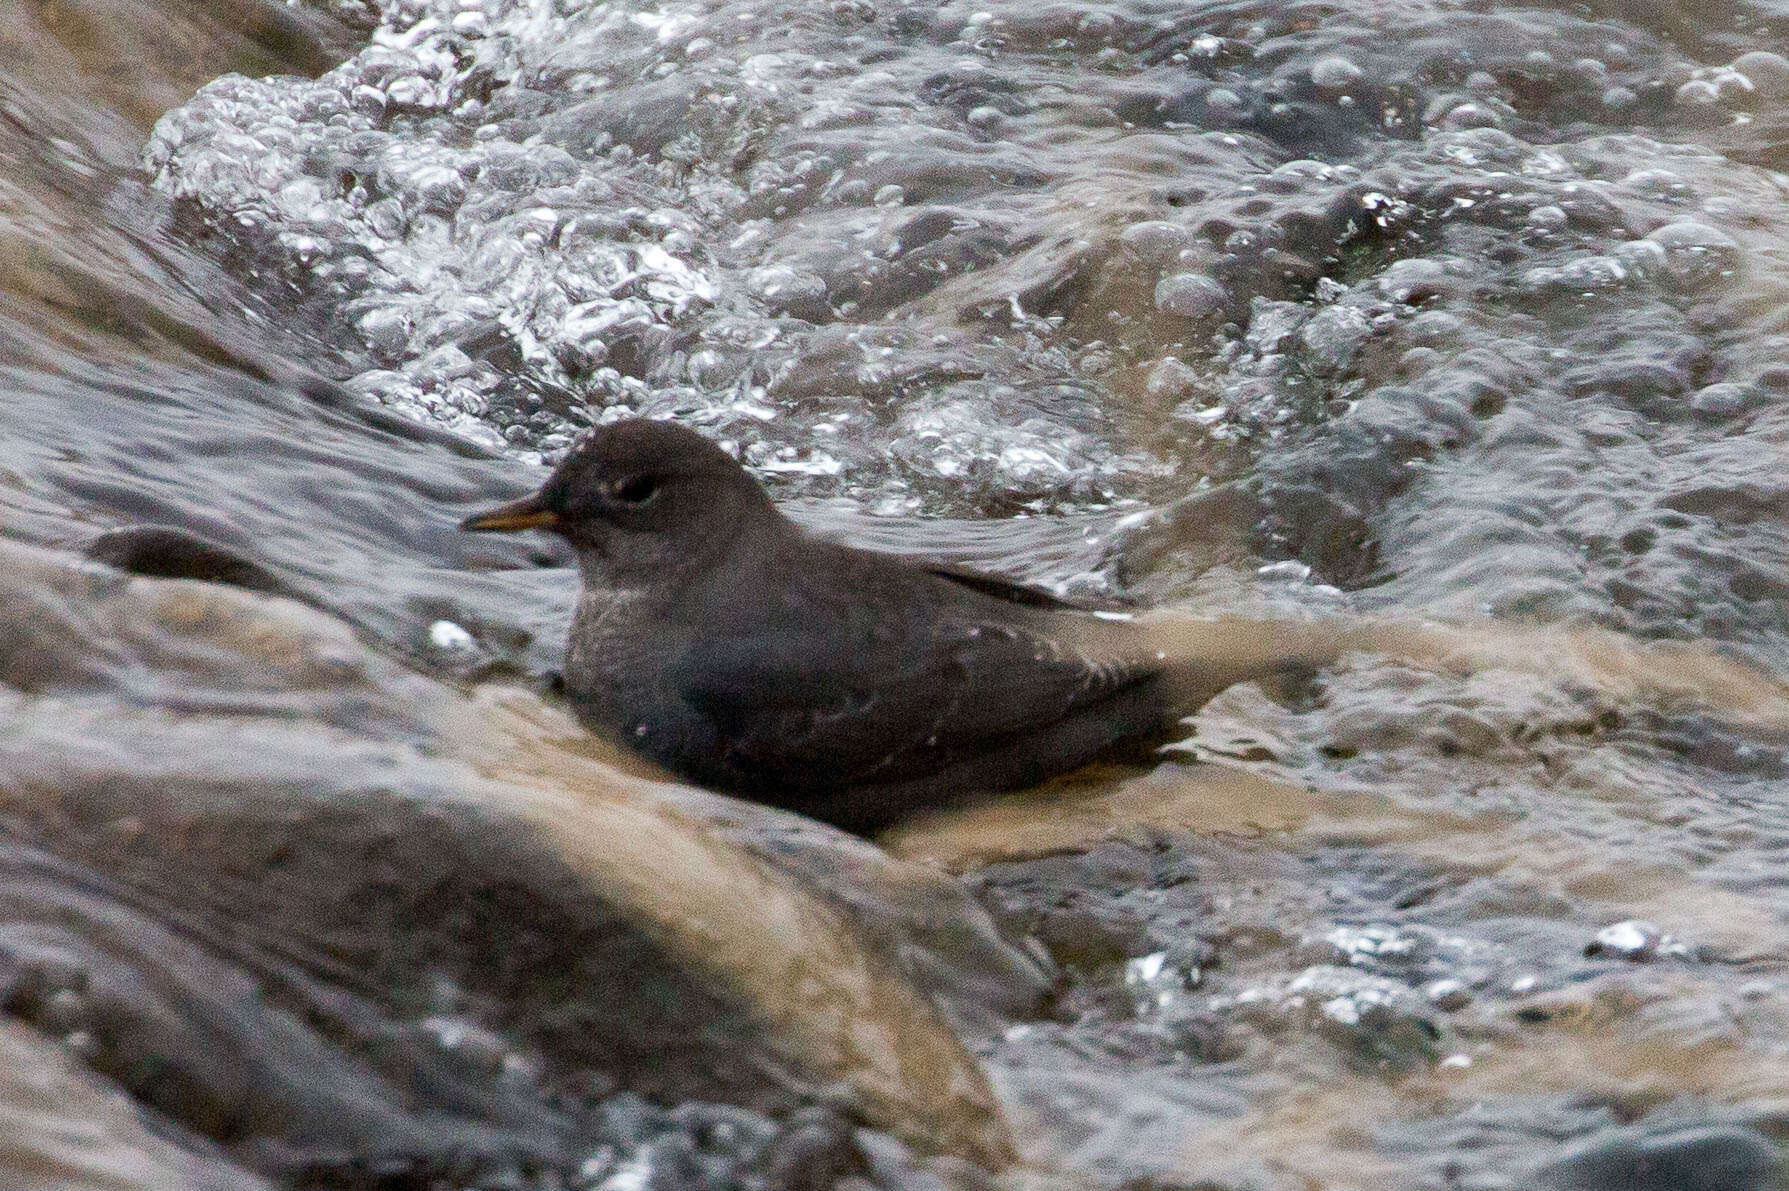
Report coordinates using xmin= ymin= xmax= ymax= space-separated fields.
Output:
xmin=461 ymin=419 xmax=1169 ymax=832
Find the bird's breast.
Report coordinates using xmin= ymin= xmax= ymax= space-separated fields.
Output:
xmin=563 ymin=587 xmax=661 ymax=717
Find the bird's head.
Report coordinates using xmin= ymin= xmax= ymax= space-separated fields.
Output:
xmin=461 ymin=419 xmax=781 ymax=587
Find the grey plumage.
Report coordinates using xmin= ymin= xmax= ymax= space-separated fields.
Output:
xmin=462 ymin=419 xmax=1167 ymax=832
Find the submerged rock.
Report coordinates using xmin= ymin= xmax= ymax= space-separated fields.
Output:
xmin=1536 ymin=1123 xmax=1786 ymax=1191
xmin=0 ymin=1017 xmax=269 ymax=1191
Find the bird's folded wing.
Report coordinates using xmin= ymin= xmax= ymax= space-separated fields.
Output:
xmin=917 ymin=561 xmax=1139 ymax=612
xmin=673 ymin=618 xmax=1158 ymax=790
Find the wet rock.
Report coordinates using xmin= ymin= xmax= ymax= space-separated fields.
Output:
xmin=1535 ymin=1123 xmax=1786 ymax=1191
xmin=0 ymin=539 xmax=1018 ymax=1179
xmin=1586 ymin=920 xmax=1689 ymax=962
xmin=87 ymin=525 xmax=287 ymax=594
xmin=677 ymin=795 xmax=1055 ymax=1030
xmin=856 ymin=1129 xmax=997 ymax=1191
xmin=0 ymin=1017 xmax=270 ymax=1191
xmin=1035 ymin=907 xmax=1152 ymax=972
xmin=1320 ymin=923 xmax=1433 ymax=969
xmin=1222 ymin=965 xmax=1443 ymax=1071
xmin=567 ymin=1096 xmax=868 ymax=1191
xmin=1299 ymin=303 xmax=1375 ymax=374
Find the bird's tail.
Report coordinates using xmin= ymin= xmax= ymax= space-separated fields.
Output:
xmin=1112 ymin=613 xmax=1789 ymax=736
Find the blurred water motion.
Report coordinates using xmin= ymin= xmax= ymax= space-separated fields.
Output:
xmin=6 ymin=0 xmax=1789 ymax=1188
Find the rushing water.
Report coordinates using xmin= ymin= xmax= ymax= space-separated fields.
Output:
xmin=8 ymin=0 xmax=1789 ymax=1187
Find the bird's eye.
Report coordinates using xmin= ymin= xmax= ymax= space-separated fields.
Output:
xmin=612 ymin=474 xmax=661 ymax=505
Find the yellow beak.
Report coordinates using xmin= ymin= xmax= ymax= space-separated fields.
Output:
xmin=459 ymin=493 xmax=560 ymax=533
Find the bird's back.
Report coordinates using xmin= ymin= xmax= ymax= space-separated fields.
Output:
xmin=568 ymin=533 xmax=1167 ymax=826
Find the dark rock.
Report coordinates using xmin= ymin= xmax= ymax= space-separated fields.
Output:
xmin=88 ymin=524 xmax=287 ymax=593
xmin=1537 ymin=1124 xmax=1786 ymax=1191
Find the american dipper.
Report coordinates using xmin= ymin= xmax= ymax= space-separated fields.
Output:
xmin=461 ymin=419 xmax=1169 ymax=832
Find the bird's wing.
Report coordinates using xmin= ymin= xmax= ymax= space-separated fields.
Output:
xmin=917 ymin=559 xmax=1136 ymax=611
xmin=672 ymin=608 xmax=1158 ymax=793
xmin=919 ymin=562 xmax=1086 ymax=609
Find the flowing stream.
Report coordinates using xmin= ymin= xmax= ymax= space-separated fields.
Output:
xmin=6 ymin=0 xmax=1789 ymax=1187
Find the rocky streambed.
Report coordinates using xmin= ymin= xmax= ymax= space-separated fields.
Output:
xmin=7 ymin=0 xmax=1789 ymax=1188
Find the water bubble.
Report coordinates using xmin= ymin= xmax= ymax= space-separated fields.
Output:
xmin=427 ymin=619 xmax=479 ymax=657
xmin=1525 ymin=204 xmax=1568 ymax=231
xmin=1674 ymin=78 xmax=1721 ymax=107
xmin=745 ymin=264 xmax=826 ymax=314
xmin=1642 ymin=220 xmax=1741 ymax=290
xmin=1120 ymin=220 xmax=1194 ymax=265
xmin=1204 ymin=87 xmax=1245 ymax=118
xmin=1711 ymin=69 xmax=1756 ymax=106
xmin=1258 ymin=559 xmax=1312 ymax=582
xmin=1734 ymin=50 xmax=1789 ymax=98
xmin=1689 ymin=382 xmax=1757 ymax=419
xmin=1144 ymin=356 xmax=1201 ymax=401
xmin=39 ymin=988 xmax=88 ymax=1034
xmin=358 ymin=305 xmax=414 ymax=360
xmin=1405 ymin=310 xmax=1462 ymax=343
xmin=1424 ymin=979 xmax=1472 ymax=1011
xmin=450 ymin=9 xmax=488 ymax=35
xmin=1076 ymin=10 xmax=1116 ymax=39
xmin=1153 ymin=272 xmax=1227 ymax=320
xmin=1586 ymin=920 xmax=1662 ymax=961
xmin=1310 ymin=56 xmax=1365 ymax=90
xmin=1440 ymin=102 xmax=1502 ymax=130
xmin=1399 ymin=346 xmax=1440 ymax=375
